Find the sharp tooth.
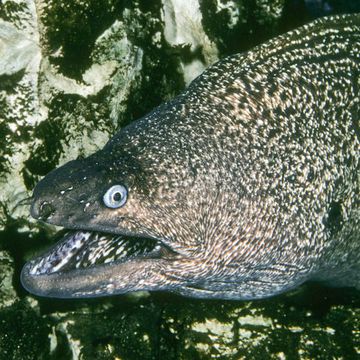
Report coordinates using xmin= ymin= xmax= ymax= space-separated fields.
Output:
xmin=115 ymin=245 xmax=126 ymax=255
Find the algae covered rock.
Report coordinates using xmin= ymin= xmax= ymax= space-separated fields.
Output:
xmin=0 ymin=300 xmax=50 ymax=359
xmin=0 ymin=0 xmax=359 ymax=359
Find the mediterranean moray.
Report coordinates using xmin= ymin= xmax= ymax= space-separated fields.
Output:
xmin=21 ymin=14 xmax=360 ymax=299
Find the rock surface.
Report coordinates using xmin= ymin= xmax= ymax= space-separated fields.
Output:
xmin=0 ymin=0 xmax=359 ymax=359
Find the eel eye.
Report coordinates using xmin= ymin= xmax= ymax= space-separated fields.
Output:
xmin=103 ymin=185 xmax=127 ymax=209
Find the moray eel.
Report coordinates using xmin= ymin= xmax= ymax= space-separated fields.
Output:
xmin=21 ymin=14 xmax=359 ymax=300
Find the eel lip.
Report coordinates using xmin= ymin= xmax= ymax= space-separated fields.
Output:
xmin=21 ymin=230 xmax=174 ymax=298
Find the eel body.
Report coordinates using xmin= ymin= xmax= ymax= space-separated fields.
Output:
xmin=21 ymin=14 xmax=359 ymax=299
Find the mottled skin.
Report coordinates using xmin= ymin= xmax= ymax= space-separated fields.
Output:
xmin=21 ymin=14 xmax=359 ymax=299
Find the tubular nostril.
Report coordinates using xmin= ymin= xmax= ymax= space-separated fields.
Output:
xmin=39 ymin=202 xmax=55 ymax=220
xmin=31 ymin=200 xmax=55 ymax=220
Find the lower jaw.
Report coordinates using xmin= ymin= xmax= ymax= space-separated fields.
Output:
xmin=20 ymin=254 xmax=156 ymax=298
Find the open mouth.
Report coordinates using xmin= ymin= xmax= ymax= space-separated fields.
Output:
xmin=21 ymin=229 xmax=176 ymax=298
xmin=27 ymin=230 xmax=163 ymax=276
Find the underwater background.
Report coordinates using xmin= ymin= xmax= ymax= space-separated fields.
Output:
xmin=0 ymin=0 xmax=359 ymax=359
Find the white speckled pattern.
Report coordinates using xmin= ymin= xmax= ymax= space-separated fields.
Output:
xmin=22 ymin=14 xmax=359 ymax=299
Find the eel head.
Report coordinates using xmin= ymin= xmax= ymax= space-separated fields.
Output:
xmin=21 ymin=125 xmax=207 ymax=299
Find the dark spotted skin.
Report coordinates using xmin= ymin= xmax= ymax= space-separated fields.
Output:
xmin=21 ymin=14 xmax=359 ymax=299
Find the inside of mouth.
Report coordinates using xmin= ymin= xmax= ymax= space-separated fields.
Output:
xmin=29 ymin=230 xmax=161 ymax=276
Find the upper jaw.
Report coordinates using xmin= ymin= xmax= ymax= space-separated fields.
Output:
xmin=24 ymin=230 xmax=163 ymax=275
